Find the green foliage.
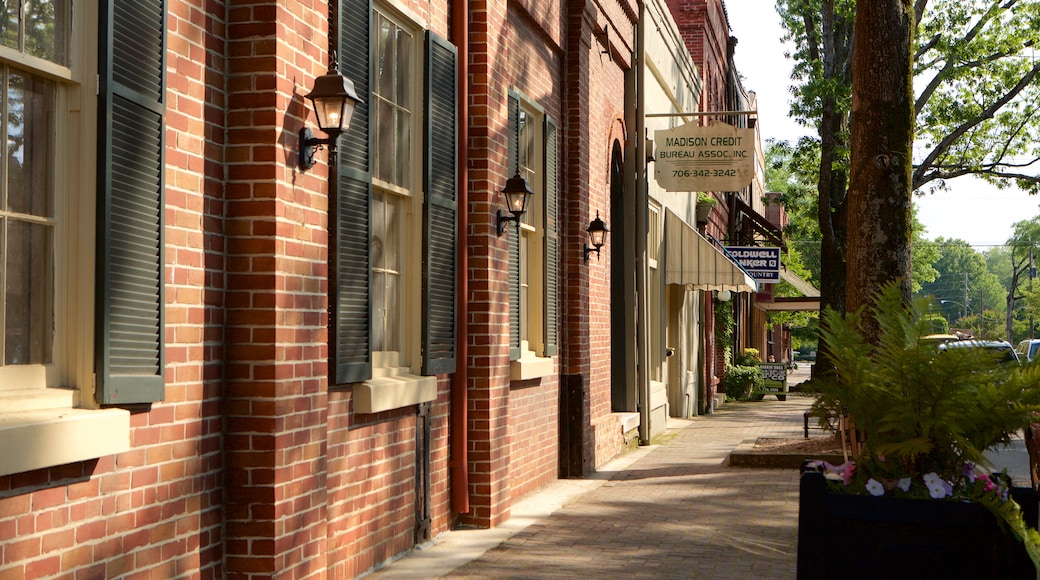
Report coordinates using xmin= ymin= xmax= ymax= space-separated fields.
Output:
xmin=809 ymin=283 xmax=1040 ymax=569
xmin=781 ymin=0 xmax=1040 ymax=195
xmin=920 ymin=313 xmax=949 ymax=335
xmin=722 ymin=358 xmax=764 ymax=401
xmin=909 ymin=215 xmax=940 ymax=293
xmin=696 ymin=192 xmax=718 ymax=207
xmin=916 ymin=237 xmax=1007 ymax=336
xmin=714 ymin=296 xmax=733 ymax=355
xmin=764 ymin=140 xmax=821 ymax=250
xmin=736 ymin=348 xmax=760 ymax=366
xmin=913 ymin=0 xmax=1040 ymax=194
xmin=808 ymin=283 xmax=1040 ymax=476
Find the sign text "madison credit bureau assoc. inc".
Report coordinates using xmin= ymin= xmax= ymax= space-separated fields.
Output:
xmin=653 ymin=122 xmax=756 ymax=193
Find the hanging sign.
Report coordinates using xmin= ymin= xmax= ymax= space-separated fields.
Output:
xmin=654 ymin=121 xmax=755 ymax=192
xmin=726 ymin=246 xmax=781 ymax=283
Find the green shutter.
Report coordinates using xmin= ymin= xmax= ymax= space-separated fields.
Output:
xmin=333 ymin=0 xmax=372 ymax=384
xmin=507 ymin=93 xmax=521 ymax=361
xmin=422 ymin=32 xmax=457 ymax=376
xmin=96 ymin=0 xmax=166 ymax=404
xmin=543 ymin=117 xmax=558 ymax=357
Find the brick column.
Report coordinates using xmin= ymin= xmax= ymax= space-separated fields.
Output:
xmin=462 ymin=0 xmax=513 ymax=527
xmin=224 ymin=0 xmax=331 ymax=575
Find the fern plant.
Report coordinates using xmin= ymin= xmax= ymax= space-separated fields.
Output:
xmin=805 ymin=282 xmax=1040 ymax=570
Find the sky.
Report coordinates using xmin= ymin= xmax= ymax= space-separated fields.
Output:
xmin=726 ymin=3 xmax=1040 ymax=249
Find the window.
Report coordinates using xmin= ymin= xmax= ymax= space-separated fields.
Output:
xmin=0 ymin=1 xmax=66 ymax=390
xmin=2 ymin=72 xmax=56 ymax=374
xmin=648 ymin=203 xmax=662 ymax=383
xmin=517 ymin=105 xmax=541 ymax=347
xmin=334 ymin=0 xmax=458 ymax=411
xmin=0 ymin=0 xmax=73 ymax=391
xmin=0 ymin=0 xmax=157 ymax=475
xmin=507 ymin=92 xmax=558 ymax=380
xmin=370 ymin=9 xmax=415 ymax=358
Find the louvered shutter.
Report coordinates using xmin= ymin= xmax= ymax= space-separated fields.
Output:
xmin=421 ymin=32 xmax=457 ymax=375
xmin=507 ymin=93 xmax=521 ymax=361
xmin=543 ymin=117 xmax=558 ymax=357
xmin=333 ymin=0 xmax=372 ymax=384
xmin=96 ymin=0 xmax=166 ymax=404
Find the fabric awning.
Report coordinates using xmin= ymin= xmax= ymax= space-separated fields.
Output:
xmin=664 ymin=209 xmax=758 ymax=292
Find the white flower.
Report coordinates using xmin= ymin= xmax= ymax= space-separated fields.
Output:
xmin=897 ymin=478 xmax=912 ymax=492
xmin=865 ymin=478 xmax=885 ymax=496
xmin=923 ymin=472 xmax=952 ymax=499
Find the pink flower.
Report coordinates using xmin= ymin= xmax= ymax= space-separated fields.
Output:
xmin=836 ymin=461 xmax=856 ymax=485
xmin=976 ymin=473 xmax=995 ymax=491
xmin=961 ymin=462 xmax=977 ymax=483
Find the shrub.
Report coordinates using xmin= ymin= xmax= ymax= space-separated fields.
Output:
xmin=723 ymin=348 xmax=763 ymax=400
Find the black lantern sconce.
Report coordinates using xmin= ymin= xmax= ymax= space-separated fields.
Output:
xmin=497 ymin=172 xmax=534 ymax=235
xmin=583 ymin=211 xmax=609 ymax=261
xmin=299 ymin=59 xmax=363 ymax=170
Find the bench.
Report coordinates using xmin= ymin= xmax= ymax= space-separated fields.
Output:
xmin=803 ymin=408 xmax=840 ymax=438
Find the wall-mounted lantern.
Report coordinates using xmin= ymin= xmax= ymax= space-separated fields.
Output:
xmin=299 ymin=60 xmax=363 ymax=170
xmin=497 ymin=173 xmax=534 ymax=235
xmin=583 ymin=211 xmax=609 ymax=261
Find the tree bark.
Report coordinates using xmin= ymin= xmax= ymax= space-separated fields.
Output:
xmin=846 ymin=0 xmax=915 ymax=338
xmin=812 ymin=1 xmax=852 ymax=379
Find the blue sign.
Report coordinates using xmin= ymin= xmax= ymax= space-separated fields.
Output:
xmin=725 ymin=246 xmax=780 ymax=283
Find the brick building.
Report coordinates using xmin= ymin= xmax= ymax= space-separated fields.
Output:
xmin=0 ymin=0 xmax=669 ymax=577
xmin=0 ymin=0 xmax=790 ymax=576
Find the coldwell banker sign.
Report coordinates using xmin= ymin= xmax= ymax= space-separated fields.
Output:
xmin=726 ymin=246 xmax=781 ymax=283
xmin=654 ymin=121 xmax=756 ymax=192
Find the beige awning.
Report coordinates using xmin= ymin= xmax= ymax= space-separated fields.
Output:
xmin=664 ymin=209 xmax=758 ymax=292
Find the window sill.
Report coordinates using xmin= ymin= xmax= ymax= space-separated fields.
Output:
xmin=509 ymin=353 xmax=554 ymax=381
xmin=0 ymin=405 xmax=130 ymax=477
xmin=354 ymin=369 xmax=437 ymax=414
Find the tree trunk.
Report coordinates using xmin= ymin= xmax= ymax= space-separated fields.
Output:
xmin=846 ymin=0 xmax=915 ymax=339
xmin=811 ymin=0 xmax=852 ymax=380
xmin=814 ymin=104 xmax=848 ymax=379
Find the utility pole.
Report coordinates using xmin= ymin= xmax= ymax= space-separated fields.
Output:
xmin=963 ymin=272 xmax=969 ymax=321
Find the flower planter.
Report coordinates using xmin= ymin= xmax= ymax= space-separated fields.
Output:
xmin=797 ymin=470 xmax=1039 ymax=579
xmin=695 ymin=202 xmax=712 ymax=225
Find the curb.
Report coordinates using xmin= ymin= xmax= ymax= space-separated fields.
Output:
xmin=728 ymin=437 xmax=845 ymax=469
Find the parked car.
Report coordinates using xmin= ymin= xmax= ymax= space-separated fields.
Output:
xmin=938 ymin=339 xmax=1020 ymax=364
xmin=939 ymin=340 xmax=1039 ymax=489
xmin=1016 ymin=339 xmax=1040 ymax=363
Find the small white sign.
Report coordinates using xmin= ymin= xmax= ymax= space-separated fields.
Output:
xmin=653 ymin=121 xmax=756 ymax=192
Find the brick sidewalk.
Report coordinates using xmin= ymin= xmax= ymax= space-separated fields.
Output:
xmin=374 ymin=396 xmax=819 ymax=579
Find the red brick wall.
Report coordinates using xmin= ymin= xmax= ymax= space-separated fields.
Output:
xmin=0 ymin=0 xmax=644 ymax=576
xmin=0 ymin=0 xmax=227 ymax=574
xmin=566 ymin=0 xmax=633 ymax=472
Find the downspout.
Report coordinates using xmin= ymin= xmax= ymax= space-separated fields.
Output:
xmin=450 ymin=0 xmax=470 ymax=514
xmin=635 ymin=3 xmax=651 ymax=446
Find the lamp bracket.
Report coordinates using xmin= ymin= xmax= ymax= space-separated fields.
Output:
xmin=299 ymin=127 xmax=336 ymax=170
xmin=583 ymin=244 xmax=601 ymax=261
xmin=497 ymin=210 xmax=521 ymax=236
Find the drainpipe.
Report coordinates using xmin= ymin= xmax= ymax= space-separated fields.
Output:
xmin=635 ymin=3 xmax=651 ymax=446
xmin=450 ymin=0 xmax=470 ymax=514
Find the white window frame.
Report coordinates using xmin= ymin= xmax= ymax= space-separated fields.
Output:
xmin=510 ymin=98 xmax=552 ymax=380
xmin=354 ymin=1 xmax=436 ymax=413
xmin=0 ymin=0 xmax=130 ymax=477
